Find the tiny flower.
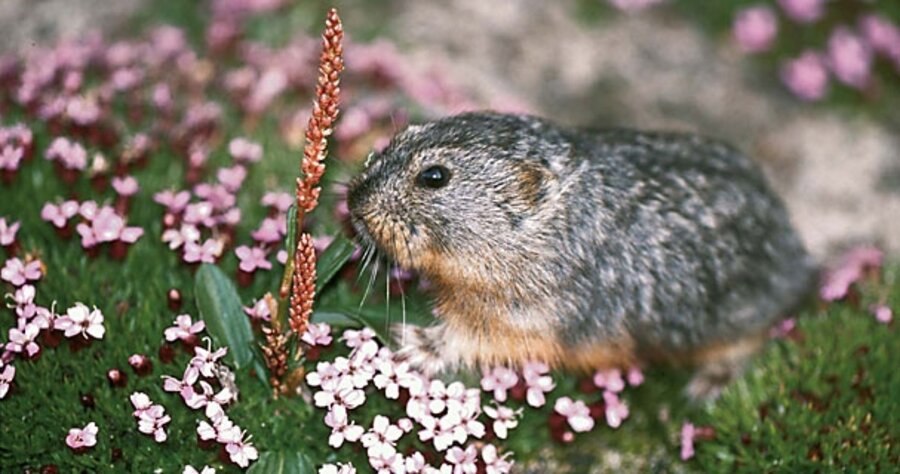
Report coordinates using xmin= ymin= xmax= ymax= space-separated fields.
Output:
xmin=1 ymin=257 xmax=42 ymax=286
xmin=341 ymin=327 xmax=377 ymax=348
xmin=130 ymin=391 xmax=153 ymax=417
xmin=680 ymin=422 xmax=696 ymax=460
xmin=602 ymin=390 xmax=629 ymax=428
xmin=325 ymin=405 xmax=365 ymax=448
xmin=183 ymin=238 xmax=225 ymax=264
xmin=250 ymin=217 xmax=284 ymax=244
xmin=0 ymin=145 xmax=24 ymax=171
xmin=523 ymin=361 xmax=555 ymax=407
xmin=0 ymin=218 xmax=20 ymax=246
xmin=319 ymin=463 xmax=356 ymax=474
xmin=626 ymin=367 xmax=644 ymax=386
xmin=243 ymin=298 xmax=271 ymax=322
xmin=137 ymin=405 xmax=171 ymax=442
xmin=235 ymin=245 xmax=272 ymax=273
xmin=66 ymin=422 xmax=98 ymax=451
xmin=301 ymin=322 xmax=333 ymax=347
xmin=41 ymin=201 xmax=80 ymax=228
xmin=10 ymin=284 xmax=37 ymax=319
xmin=162 ymin=224 xmax=201 ymax=250
xmin=225 ymin=432 xmax=259 ymax=468
xmin=54 ymin=303 xmax=105 ymax=339
xmin=217 ymin=165 xmax=246 ymax=192
xmin=780 ymin=51 xmax=829 ymax=101
xmin=111 ymin=175 xmax=139 ymax=197
xmin=859 ymin=15 xmax=900 ymax=57
xmin=870 ymin=304 xmax=893 ymax=324
xmin=184 ymin=466 xmax=216 ymax=474
xmin=6 ymin=322 xmax=40 ymax=357
xmin=777 ymin=0 xmax=824 ymax=24
xmin=153 ymin=189 xmax=191 ymax=213
xmin=128 ymin=354 xmax=153 ymax=376
xmin=46 ymin=137 xmax=87 ymax=170
xmin=183 ymin=201 xmax=216 ymax=228
xmin=261 ymin=191 xmax=293 ymax=213
xmin=314 ymin=378 xmax=366 ymax=410
xmin=482 ymin=444 xmax=514 ymax=474
xmin=769 ymin=317 xmax=797 ymax=338
xmin=164 ymin=314 xmax=205 ymax=342
xmin=554 ymin=397 xmax=594 ymax=433
xmin=445 ymin=445 xmax=478 ymax=474
xmin=0 ymin=363 xmax=15 ymax=399
xmin=228 ymin=138 xmax=262 ymax=163
xmin=827 ymin=27 xmax=872 ymax=89
xmin=191 ymin=342 xmax=228 ymax=378
xmin=593 ymin=369 xmax=625 ymax=393
xmin=483 ymin=403 xmax=521 ymax=439
xmin=733 ymin=6 xmax=778 ymax=53
xmin=481 ymin=366 xmax=518 ymax=402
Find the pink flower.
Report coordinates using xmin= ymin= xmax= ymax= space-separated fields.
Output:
xmin=130 ymin=392 xmax=153 ymax=417
xmin=827 ymin=27 xmax=872 ymax=89
xmin=112 ymin=175 xmax=139 ymax=197
xmin=65 ymin=96 xmax=100 ymax=125
xmin=870 ymin=304 xmax=893 ymax=324
xmin=225 ymin=432 xmax=259 ymax=467
xmin=183 ymin=201 xmax=216 ymax=228
xmin=6 ymin=322 xmax=40 ymax=357
xmin=483 ymin=403 xmax=520 ymax=439
xmin=593 ymin=369 xmax=625 ymax=393
xmin=162 ymin=224 xmax=200 ymax=250
xmin=66 ymin=422 xmax=98 ymax=450
xmin=780 ymin=51 xmax=829 ymax=101
xmin=194 ymin=184 xmax=236 ymax=212
xmin=481 ymin=366 xmax=518 ymax=403
xmin=373 ymin=360 xmax=416 ymax=399
xmin=319 ymin=463 xmax=357 ymax=474
xmin=137 ymin=403 xmax=171 ymax=443
xmin=820 ymin=246 xmax=883 ymax=301
xmin=554 ymin=397 xmax=594 ymax=433
xmin=361 ymin=415 xmax=403 ymax=457
xmin=54 ymin=302 xmax=105 ymax=339
xmin=262 ymin=191 xmax=294 ymax=213
xmin=164 ymin=314 xmax=205 ymax=342
xmin=11 ymin=284 xmax=37 ymax=319
xmin=626 ymin=367 xmax=644 ymax=386
xmin=0 ymin=363 xmax=15 ymax=399
xmin=301 ymin=322 xmax=333 ymax=347
xmin=191 ymin=342 xmax=228 ymax=378
xmin=228 ymin=138 xmax=263 ymax=163
xmin=46 ymin=137 xmax=87 ymax=170
xmin=325 ymin=405 xmax=365 ymax=448
xmin=251 ymin=216 xmax=284 ymax=244
xmin=217 ymin=165 xmax=247 ymax=192
xmin=235 ymin=245 xmax=272 ymax=273
xmin=607 ymin=0 xmax=665 ymax=12
xmin=777 ymin=0 xmax=824 ymax=24
xmin=602 ymin=390 xmax=630 ymax=428
xmin=769 ymin=317 xmax=797 ymax=338
xmin=162 ymin=365 xmax=201 ymax=404
xmin=314 ymin=378 xmax=367 ymax=410
xmin=1 ymin=257 xmax=42 ymax=286
xmin=184 ymin=466 xmax=216 ymax=474
xmin=482 ymin=444 xmax=514 ymax=474
xmin=0 ymin=145 xmax=24 ymax=171
xmin=522 ymin=361 xmax=555 ymax=407
xmin=41 ymin=201 xmax=80 ymax=228
xmin=859 ymin=15 xmax=900 ymax=58
xmin=680 ymin=422 xmax=696 ymax=460
xmin=445 ymin=445 xmax=478 ymax=474
xmin=184 ymin=238 xmax=225 ymax=264
xmin=733 ymin=6 xmax=778 ymax=53
xmin=243 ymin=298 xmax=272 ymax=321
xmin=153 ymin=189 xmax=191 ymax=213
xmin=0 ymin=218 xmax=20 ymax=246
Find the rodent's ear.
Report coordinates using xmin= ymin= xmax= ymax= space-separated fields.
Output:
xmin=516 ymin=162 xmax=554 ymax=207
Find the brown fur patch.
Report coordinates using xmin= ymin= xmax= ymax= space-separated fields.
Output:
xmin=516 ymin=162 xmax=548 ymax=208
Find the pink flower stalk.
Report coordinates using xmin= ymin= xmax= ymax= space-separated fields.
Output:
xmin=826 ymin=27 xmax=873 ymax=89
xmin=45 ymin=137 xmax=87 ymax=170
xmin=112 ymin=175 xmax=139 ymax=197
xmin=41 ymin=201 xmax=80 ymax=228
xmin=0 ymin=218 xmax=19 ymax=246
xmin=777 ymin=0 xmax=824 ymax=24
xmin=481 ymin=366 xmax=519 ymax=402
xmin=733 ymin=6 xmax=778 ymax=53
xmin=66 ymin=422 xmax=98 ymax=451
xmin=183 ymin=238 xmax=225 ymax=264
xmin=445 ymin=445 xmax=478 ymax=473
xmin=0 ymin=362 xmax=15 ymax=399
xmin=54 ymin=302 xmax=105 ymax=339
xmin=780 ymin=51 xmax=829 ymax=101
xmin=261 ymin=191 xmax=293 ymax=213
xmin=870 ymin=304 xmax=893 ymax=324
xmin=6 ymin=322 xmax=40 ymax=357
xmin=235 ymin=245 xmax=272 ymax=273
xmin=301 ymin=322 xmax=333 ymax=347
xmin=217 ymin=165 xmax=247 ymax=192
xmin=522 ymin=361 xmax=555 ymax=407
xmin=482 ymin=444 xmax=514 ymax=474
xmin=243 ymin=298 xmax=272 ymax=321
xmin=554 ymin=397 xmax=594 ymax=433
xmin=593 ymin=368 xmax=625 ymax=393
xmin=229 ymin=138 xmax=263 ymax=163
xmin=602 ymin=390 xmax=630 ymax=428
xmin=1 ymin=257 xmax=42 ymax=286
xmin=164 ymin=314 xmax=206 ymax=342
xmin=607 ymin=0 xmax=666 ymax=13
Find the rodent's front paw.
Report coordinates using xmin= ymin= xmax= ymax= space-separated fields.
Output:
xmin=392 ymin=324 xmax=449 ymax=377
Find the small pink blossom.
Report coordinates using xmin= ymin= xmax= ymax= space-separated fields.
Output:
xmin=46 ymin=137 xmax=87 ymax=170
xmin=680 ymin=422 xmax=696 ymax=460
xmin=733 ymin=6 xmax=778 ymax=53
xmin=554 ymin=397 xmax=594 ymax=433
xmin=130 ymin=392 xmax=153 ymax=417
xmin=319 ymin=463 xmax=357 ymax=474
xmin=228 ymin=138 xmax=263 ymax=163
xmin=769 ymin=317 xmax=797 ymax=338
xmin=445 ymin=445 xmax=478 ymax=474
xmin=859 ymin=15 xmax=900 ymax=58
xmin=0 ymin=363 xmax=15 ymax=399
xmin=602 ymin=390 xmax=630 ymax=428
xmin=162 ymin=224 xmax=201 ymax=250
xmin=225 ymin=432 xmax=259 ymax=468
xmin=777 ymin=0 xmax=824 ymax=24
xmin=194 ymin=184 xmax=236 ymax=212
xmin=136 ymin=403 xmax=171 ymax=443
xmin=781 ymin=51 xmax=829 ymax=101
xmin=11 ymin=284 xmax=37 ymax=319
xmin=153 ymin=189 xmax=191 ymax=213
xmin=54 ymin=302 xmax=105 ymax=339
xmin=314 ymin=378 xmax=366 ymax=410
xmin=593 ymin=368 xmax=625 ymax=393
xmin=301 ymin=322 xmax=333 ymax=347
xmin=191 ymin=342 xmax=228 ymax=378
xmin=66 ymin=422 xmax=98 ymax=450
xmin=481 ymin=366 xmax=518 ymax=403
xmin=183 ymin=201 xmax=216 ymax=228
xmin=184 ymin=238 xmax=225 ymax=264
xmin=870 ymin=304 xmax=893 ymax=324
xmin=235 ymin=245 xmax=272 ymax=273
xmin=482 ymin=444 xmax=514 ymax=474
xmin=820 ymin=246 xmax=883 ymax=301
xmin=522 ymin=361 xmax=555 ymax=407
xmin=361 ymin=415 xmax=403 ymax=457
xmin=217 ymin=165 xmax=247 ymax=192
xmin=325 ymin=405 xmax=365 ymax=448
xmin=0 ymin=145 xmax=24 ymax=171
xmin=183 ymin=466 xmax=216 ymax=474
xmin=6 ymin=322 xmax=40 ymax=357
xmin=251 ymin=216 xmax=284 ymax=244
xmin=827 ymin=27 xmax=873 ymax=89
xmin=0 ymin=218 xmax=20 ymax=246
xmin=1 ymin=257 xmax=42 ymax=286
xmin=341 ymin=327 xmax=377 ymax=348
xmin=164 ymin=314 xmax=205 ymax=342
xmin=243 ymin=298 xmax=271 ymax=322
xmin=261 ymin=191 xmax=293 ymax=213
xmin=626 ymin=367 xmax=644 ymax=386
xmin=483 ymin=403 xmax=520 ymax=439
xmin=112 ymin=175 xmax=139 ymax=197
xmin=373 ymin=360 xmax=414 ymax=399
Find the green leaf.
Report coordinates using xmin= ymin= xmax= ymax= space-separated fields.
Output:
xmin=247 ymin=451 xmax=315 ymax=474
xmin=283 ymin=204 xmax=298 ymax=262
xmin=194 ymin=264 xmax=258 ymax=371
xmin=316 ymin=234 xmax=355 ymax=291
xmin=312 ymin=310 xmax=362 ymax=327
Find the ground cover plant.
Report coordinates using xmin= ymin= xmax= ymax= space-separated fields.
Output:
xmin=0 ymin=0 xmax=897 ymax=472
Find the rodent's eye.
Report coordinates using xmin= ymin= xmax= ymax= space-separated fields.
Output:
xmin=416 ymin=165 xmax=451 ymax=189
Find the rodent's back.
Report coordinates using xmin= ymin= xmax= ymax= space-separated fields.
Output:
xmin=554 ymin=127 xmax=816 ymax=353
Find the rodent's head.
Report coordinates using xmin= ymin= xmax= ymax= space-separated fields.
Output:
xmin=347 ymin=112 xmax=568 ymax=284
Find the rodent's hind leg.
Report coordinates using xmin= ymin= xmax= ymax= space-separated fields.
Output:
xmin=392 ymin=323 xmax=452 ymax=377
xmin=684 ymin=334 xmax=765 ymax=402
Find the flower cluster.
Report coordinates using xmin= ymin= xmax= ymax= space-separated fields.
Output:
xmin=42 ymin=199 xmax=144 ymax=259
xmin=0 ymin=124 xmax=33 ymax=182
xmin=130 ymin=392 xmax=171 ymax=442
